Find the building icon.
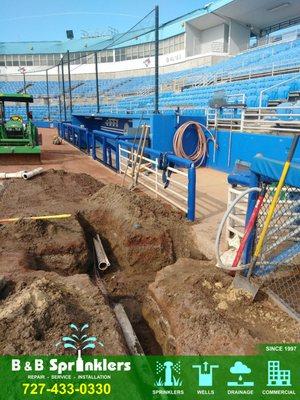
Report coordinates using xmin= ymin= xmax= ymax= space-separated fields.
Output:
xmin=267 ymin=361 xmax=291 ymax=387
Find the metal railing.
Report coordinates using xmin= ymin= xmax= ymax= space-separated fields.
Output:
xmin=185 ymin=58 xmax=300 ymax=92
xmin=59 ymin=123 xmax=91 ymax=154
xmin=259 ymin=73 xmax=300 ymax=109
xmin=118 ymin=140 xmax=196 ymax=220
xmin=208 ymin=105 xmax=300 ymax=134
xmin=58 ymin=123 xmax=197 ymax=221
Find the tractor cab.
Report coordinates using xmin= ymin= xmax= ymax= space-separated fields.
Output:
xmin=0 ymin=93 xmax=41 ymax=164
xmin=4 ymin=115 xmax=26 ymax=137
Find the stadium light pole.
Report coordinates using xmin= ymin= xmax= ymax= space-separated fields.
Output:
xmin=154 ymin=5 xmax=159 ymax=114
xmin=95 ymin=52 xmax=100 ymax=113
xmin=46 ymin=70 xmax=51 ymax=120
xmin=57 ymin=65 xmax=62 ymax=122
xmin=67 ymin=50 xmax=73 ymax=116
xmin=61 ymin=58 xmax=67 ymax=121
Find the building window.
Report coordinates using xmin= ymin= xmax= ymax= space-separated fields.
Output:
xmin=0 ymin=33 xmax=185 ymax=67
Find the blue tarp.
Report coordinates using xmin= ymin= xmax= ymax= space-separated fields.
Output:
xmin=251 ymin=154 xmax=300 ymax=189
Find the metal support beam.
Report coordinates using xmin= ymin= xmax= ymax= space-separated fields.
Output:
xmin=67 ymin=50 xmax=73 ymax=115
xmin=57 ymin=65 xmax=62 ymax=122
xmin=154 ymin=5 xmax=159 ymax=114
xmin=23 ymin=73 xmax=26 ymax=94
xmin=95 ymin=52 xmax=100 ymax=113
xmin=61 ymin=59 xmax=67 ymax=121
xmin=46 ymin=70 xmax=51 ymax=120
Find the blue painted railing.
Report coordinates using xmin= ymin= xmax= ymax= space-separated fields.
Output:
xmin=59 ymin=123 xmax=92 ymax=155
xmin=59 ymin=123 xmax=196 ymax=221
xmin=118 ymin=140 xmax=196 ymax=221
xmin=92 ymin=129 xmax=137 ymax=170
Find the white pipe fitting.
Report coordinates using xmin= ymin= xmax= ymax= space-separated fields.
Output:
xmin=22 ymin=168 xmax=43 ymax=180
xmin=0 ymin=168 xmax=43 ymax=180
xmin=0 ymin=171 xmax=26 ymax=179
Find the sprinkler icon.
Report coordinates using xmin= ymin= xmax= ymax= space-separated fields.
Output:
xmin=155 ymin=361 xmax=182 ymax=387
xmin=164 ymin=361 xmax=174 ymax=386
xmin=192 ymin=362 xmax=219 ymax=387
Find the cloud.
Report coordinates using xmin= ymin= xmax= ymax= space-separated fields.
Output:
xmin=230 ymin=361 xmax=251 ymax=375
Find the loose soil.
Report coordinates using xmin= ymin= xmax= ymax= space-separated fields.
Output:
xmin=142 ymin=258 xmax=300 ymax=355
xmin=0 ymin=169 xmax=298 ymax=356
xmin=0 ymin=169 xmax=104 ymax=218
xmin=0 ymin=273 xmax=127 ymax=355
xmin=0 ymin=219 xmax=89 ymax=277
xmin=0 ymin=171 xmax=198 ymax=355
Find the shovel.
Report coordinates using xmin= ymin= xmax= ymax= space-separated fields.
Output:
xmin=233 ymin=134 xmax=300 ymax=299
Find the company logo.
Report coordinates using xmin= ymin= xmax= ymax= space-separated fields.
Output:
xmin=143 ymin=58 xmax=151 ymax=67
xmin=11 ymin=322 xmax=131 ymax=375
xmin=55 ymin=323 xmax=104 ymax=373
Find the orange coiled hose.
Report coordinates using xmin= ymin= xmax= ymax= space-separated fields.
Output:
xmin=173 ymin=121 xmax=207 ymax=165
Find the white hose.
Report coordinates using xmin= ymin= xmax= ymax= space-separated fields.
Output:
xmin=215 ymin=187 xmax=261 ymax=270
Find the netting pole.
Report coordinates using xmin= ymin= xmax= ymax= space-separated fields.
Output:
xmin=23 ymin=72 xmax=26 ymax=94
xmin=154 ymin=5 xmax=159 ymax=114
xmin=57 ymin=65 xmax=62 ymax=122
xmin=46 ymin=70 xmax=51 ymax=120
xmin=61 ymin=59 xmax=67 ymax=121
xmin=67 ymin=50 xmax=73 ymax=116
xmin=95 ymin=52 xmax=100 ymax=114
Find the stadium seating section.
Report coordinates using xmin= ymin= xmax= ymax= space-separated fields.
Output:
xmin=1 ymin=38 xmax=300 ymax=120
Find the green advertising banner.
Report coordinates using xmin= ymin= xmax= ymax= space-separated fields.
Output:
xmin=0 ymin=344 xmax=298 ymax=399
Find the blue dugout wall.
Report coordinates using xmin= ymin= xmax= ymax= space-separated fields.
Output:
xmin=205 ymin=130 xmax=300 ymax=173
xmin=69 ymin=112 xmax=300 ymax=173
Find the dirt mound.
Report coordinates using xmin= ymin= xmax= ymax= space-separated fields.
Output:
xmin=143 ymin=258 xmax=300 ymax=355
xmin=0 ymin=169 xmax=104 ymax=218
xmin=0 ymin=273 xmax=127 ymax=355
xmin=82 ymin=184 xmax=202 ymax=273
xmin=0 ymin=219 xmax=89 ymax=277
xmin=88 ymin=184 xmax=185 ymax=226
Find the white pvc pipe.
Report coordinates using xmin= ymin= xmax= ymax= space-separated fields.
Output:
xmin=22 ymin=168 xmax=43 ymax=180
xmin=93 ymin=234 xmax=110 ymax=271
xmin=0 ymin=171 xmax=26 ymax=179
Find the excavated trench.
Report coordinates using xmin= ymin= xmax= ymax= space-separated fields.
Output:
xmin=0 ymin=169 xmax=298 ymax=356
xmin=74 ymin=182 xmax=202 ymax=355
xmin=0 ymin=170 xmax=200 ymax=355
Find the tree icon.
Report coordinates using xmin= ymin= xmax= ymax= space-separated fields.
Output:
xmin=56 ymin=323 xmax=104 ymax=371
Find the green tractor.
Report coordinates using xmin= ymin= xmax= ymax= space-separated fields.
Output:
xmin=0 ymin=93 xmax=41 ymax=164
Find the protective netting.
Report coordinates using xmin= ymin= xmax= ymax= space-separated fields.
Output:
xmin=0 ymin=9 xmax=156 ymax=121
xmin=252 ymin=184 xmax=300 ymax=317
xmin=57 ymin=8 xmax=156 ymax=119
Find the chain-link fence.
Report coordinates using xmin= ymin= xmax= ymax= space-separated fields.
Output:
xmin=0 ymin=7 xmax=158 ymax=122
xmin=252 ymin=183 xmax=300 ymax=318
